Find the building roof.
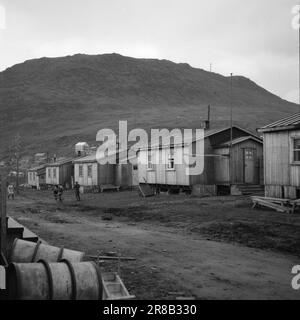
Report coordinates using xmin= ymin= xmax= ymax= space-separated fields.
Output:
xmin=215 ymin=135 xmax=263 ymax=148
xmin=258 ymin=113 xmax=300 ymax=133
xmin=202 ymin=125 xmax=257 ymax=140
xmin=73 ymin=153 xmax=96 ymax=163
xmin=138 ymin=125 xmax=259 ymax=151
xmin=28 ymin=164 xmax=47 ymax=171
xmin=72 ymin=149 xmax=135 ymax=164
xmin=45 ymin=158 xmax=74 ymax=167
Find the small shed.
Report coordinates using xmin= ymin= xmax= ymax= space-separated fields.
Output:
xmin=214 ymin=135 xmax=263 ymax=185
xmin=45 ymin=158 xmax=74 ymax=188
xmin=258 ymin=113 xmax=300 ymax=199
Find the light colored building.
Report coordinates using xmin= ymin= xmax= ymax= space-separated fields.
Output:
xmin=258 ymin=113 xmax=300 ymax=199
xmin=137 ymin=126 xmax=263 ymax=195
xmin=73 ymin=150 xmax=138 ymax=190
xmin=27 ymin=164 xmax=46 ymax=189
xmin=45 ymin=158 xmax=74 ymax=188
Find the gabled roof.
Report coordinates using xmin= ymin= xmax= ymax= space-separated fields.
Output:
xmin=139 ymin=125 xmax=259 ymax=151
xmin=202 ymin=125 xmax=257 ymax=140
xmin=258 ymin=113 xmax=300 ymax=133
xmin=45 ymin=158 xmax=74 ymax=167
xmin=215 ymin=135 xmax=263 ymax=148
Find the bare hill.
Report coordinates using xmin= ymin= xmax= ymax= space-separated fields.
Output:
xmin=0 ymin=53 xmax=298 ymax=157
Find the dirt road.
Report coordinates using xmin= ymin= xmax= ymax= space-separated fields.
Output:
xmin=7 ymin=190 xmax=300 ymax=300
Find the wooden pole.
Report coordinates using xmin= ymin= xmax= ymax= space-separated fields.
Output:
xmin=230 ymin=73 xmax=233 ymax=185
xmin=16 ymin=156 xmax=19 ymax=195
xmin=298 ymin=2 xmax=300 ymax=113
xmin=0 ymin=176 xmax=7 ymax=256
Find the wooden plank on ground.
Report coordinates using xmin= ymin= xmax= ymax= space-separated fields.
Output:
xmin=252 ymin=198 xmax=290 ymax=213
xmin=251 ymin=196 xmax=291 ymax=205
xmin=89 ymin=255 xmax=136 ymax=261
xmin=138 ymin=184 xmax=155 ymax=197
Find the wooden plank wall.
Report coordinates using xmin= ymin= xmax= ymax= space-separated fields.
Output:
xmin=214 ymin=148 xmax=230 ymax=184
xmin=264 ymin=129 xmax=300 ymax=199
xmin=74 ymin=162 xmax=98 ymax=186
xmin=59 ymin=163 xmax=73 ymax=188
xmin=98 ymin=163 xmax=115 ymax=185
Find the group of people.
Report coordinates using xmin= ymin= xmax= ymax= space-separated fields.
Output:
xmin=53 ymin=182 xmax=81 ymax=202
xmin=6 ymin=181 xmax=81 ymax=202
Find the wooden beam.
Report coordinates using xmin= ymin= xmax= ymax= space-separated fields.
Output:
xmin=88 ymin=255 xmax=136 ymax=261
xmin=0 ymin=177 xmax=7 ymax=256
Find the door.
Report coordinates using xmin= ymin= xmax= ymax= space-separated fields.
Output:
xmin=132 ymin=164 xmax=139 ymax=186
xmin=244 ymin=148 xmax=255 ymax=184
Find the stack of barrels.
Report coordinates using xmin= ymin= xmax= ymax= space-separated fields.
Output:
xmin=6 ymin=239 xmax=103 ymax=300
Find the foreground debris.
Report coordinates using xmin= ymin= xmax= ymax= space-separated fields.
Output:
xmin=251 ymin=196 xmax=300 ymax=214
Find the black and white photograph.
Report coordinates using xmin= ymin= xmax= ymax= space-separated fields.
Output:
xmin=0 ymin=0 xmax=300 ymax=310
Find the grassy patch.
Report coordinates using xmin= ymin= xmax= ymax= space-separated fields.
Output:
xmin=192 ymin=221 xmax=300 ymax=256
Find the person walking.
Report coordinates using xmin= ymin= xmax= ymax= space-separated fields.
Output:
xmin=58 ymin=185 xmax=64 ymax=202
xmin=7 ymin=184 xmax=15 ymax=200
xmin=53 ymin=185 xmax=59 ymax=201
xmin=74 ymin=182 xmax=81 ymax=201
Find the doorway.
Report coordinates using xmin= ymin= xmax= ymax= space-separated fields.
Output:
xmin=243 ymin=148 xmax=256 ymax=184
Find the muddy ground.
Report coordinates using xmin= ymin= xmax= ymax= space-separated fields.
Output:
xmin=6 ymin=189 xmax=300 ymax=300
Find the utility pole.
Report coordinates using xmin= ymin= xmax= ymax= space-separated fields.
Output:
xmin=230 ymin=73 xmax=233 ymax=148
xmin=229 ymin=73 xmax=233 ymax=185
xmin=298 ymin=2 xmax=300 ymax=113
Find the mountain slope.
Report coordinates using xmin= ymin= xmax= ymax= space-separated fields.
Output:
xmin=0 ymin=53 xmax=298 ymax=157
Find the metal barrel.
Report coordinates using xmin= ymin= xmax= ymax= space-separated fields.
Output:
xmin=9 ymin=239 xmax=85 ymax=263
xmin=7 ymin=260 xmax=103 ymax=300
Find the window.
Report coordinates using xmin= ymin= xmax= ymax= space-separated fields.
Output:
xmin=293 ymin=138 xmax=300 ymax=162
xmin=53 ymin=168 xmax=56 ymax=178
xmin=133 ymin=164 xmax=138 ymax=171
xmin=87 ymin=165 xmax=92 ymax=178
xmin=33 ymin=173 xmax=35 ymax=181
xmin=79 ymin=165 xmax=83 ymax=177
xmin=167 ymin=148 xmax=175 ymax=169
xmin=48 ymin=168 xmax=51 ymax=178
xmin=245 ymin=148 xmax=254 ymax=160
xmin=147 ymin=151 xmax=154 ymax=170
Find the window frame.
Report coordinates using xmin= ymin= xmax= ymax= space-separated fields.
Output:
xmin=291 ymin=136 xmax=300 ymax=165
xmin=147 ymin=150 xmax=155 ymax=171
xmin=78 ymin=164 xmax=83 ymax=177
xmin=87 ymin=164 xmax=93 ymax=178
xmin=167 ymin=147 xmax=175 ymax=170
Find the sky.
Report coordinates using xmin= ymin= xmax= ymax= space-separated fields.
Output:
xmin=0 ymin=0 xmax=299 ymax=103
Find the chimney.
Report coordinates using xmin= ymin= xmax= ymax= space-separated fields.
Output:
xmin=204 ymin=105 xmax=210 ymax=129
